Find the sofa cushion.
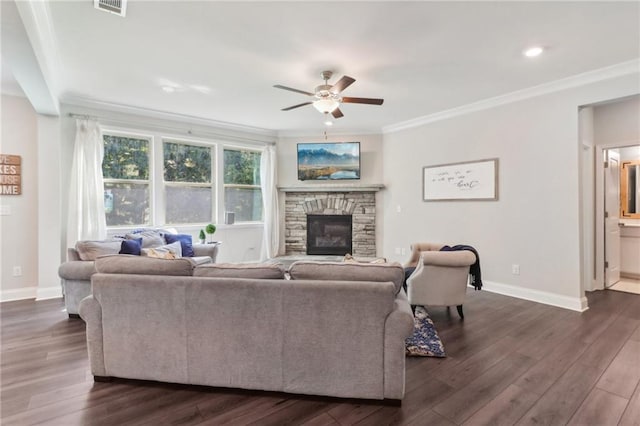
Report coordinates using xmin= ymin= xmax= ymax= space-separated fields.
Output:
xmin=288 ymin=261 xmax=405 ymax=294
xmin=126 ymin=230 xmax=165 ymax=248
xmin=75 ymin=240 xmax=123 ymax=261
xmin=141 ymin=241 xmax=182 ymax=259
xmin=119 ymin=238 xmax=143 ymax=255
xmin=164 ymin=233 xmax=195 ymax=257
xmin=94 ymin=255 xmax=196 ymax=276
xmin=194 ymin=262 xmax=285 ymax=279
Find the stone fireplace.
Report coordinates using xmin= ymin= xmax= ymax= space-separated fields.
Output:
xmin=282 ymin=187 xmax=381 ymax=257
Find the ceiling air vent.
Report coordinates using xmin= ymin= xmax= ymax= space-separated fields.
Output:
xmin=94 ymin=0 xmax=127 ymax=17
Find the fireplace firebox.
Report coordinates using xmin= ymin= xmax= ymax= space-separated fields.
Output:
xmin=306 ymin=214 xmax=353 ymax=255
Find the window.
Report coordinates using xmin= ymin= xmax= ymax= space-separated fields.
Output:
xmin=102 ymin=134 xmax=150 ymax=226
xmin=223 ymin=148 xmax=262 ymax=222
xmin=101 ymin=128 xmax=264 ymax=228
xmin=163 ymin=140 xmax=214 ymax=224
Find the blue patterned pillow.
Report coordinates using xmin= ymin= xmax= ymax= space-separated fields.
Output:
xmin=164 ymin=233 xmax=194 ymax=257
xmin=119 ymin=238 xmax=143 ymax=255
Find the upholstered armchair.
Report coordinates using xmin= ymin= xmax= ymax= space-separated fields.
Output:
xmin=404 ymin=243 xmax=477 ymax=319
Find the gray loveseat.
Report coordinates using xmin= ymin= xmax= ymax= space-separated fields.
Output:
xmin=59 ymin=241 xmax=219 ymax=317
xmin=79 ymin=258 xmax=415 ymax=401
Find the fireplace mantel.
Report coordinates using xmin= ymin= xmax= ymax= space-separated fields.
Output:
xmin=278 ymin=183 xmax=385 ymax=193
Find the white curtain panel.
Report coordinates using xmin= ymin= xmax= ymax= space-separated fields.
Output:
xmin=67 ymin=118 xmax=107 ymax=247
xmin=260 ymin=145 xmax=280 ymax=260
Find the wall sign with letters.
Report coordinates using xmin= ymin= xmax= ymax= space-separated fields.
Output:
xmin=423 ymin=158 xmax=498 ymax=201
xmin=0 ymin=154 xmax=22 ymax=195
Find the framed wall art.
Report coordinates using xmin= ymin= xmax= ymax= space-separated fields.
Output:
xmin=423 ymin=158 xmax=498 ymax=201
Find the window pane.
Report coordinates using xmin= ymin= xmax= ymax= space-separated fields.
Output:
xmin=104 ymin=182 xmax=149 ymax=226
xmin=165 ymin=186 xmax=212 ymax=224
xmin=225 ymin=187 xmax=263 ymax=222
xmin=103 ymin=135 xmax=149 ymax=180
xmin=164 ymin=142 xmax=211 ymax=183
xmin=223 ymin=149 xmax=261 ymax=185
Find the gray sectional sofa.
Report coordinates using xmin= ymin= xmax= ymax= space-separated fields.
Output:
xmin=58 ymin=241 xmax=219 ymax=317
xmin=79 ymin=258 xmax=415 ymax=401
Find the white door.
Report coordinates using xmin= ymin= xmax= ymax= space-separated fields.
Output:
xmin=605 ymin=149 xmax=621 ymax=288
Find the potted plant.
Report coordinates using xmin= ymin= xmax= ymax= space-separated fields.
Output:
xmin=205 ymin=223 xmax=216 ymax=244
xmin=198 ymin=229 xmax=206 ymax=244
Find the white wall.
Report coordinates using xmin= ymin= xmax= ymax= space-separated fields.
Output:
xmin=0 ymin=95 xmax=39 ymax=300
xmin=594 ymin=95 xmax=640 ymax=145
xmin=382 ymin=73 xmax=639 ymax=311
xmin=276 ymin=133 xmax=384 ymax=255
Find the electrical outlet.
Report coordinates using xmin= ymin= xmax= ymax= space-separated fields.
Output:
xmin=394 ymin=248 xmax=401 ymax=255
xmin=512 ymin=264 xmax=520 ymax=275
xmin=401 ymin=248 xmax=407 ymax=256
xmin=13 ymin=266 xmax=22 ymax=277
xmin=396 ymin=205 xmax=402 ymax=213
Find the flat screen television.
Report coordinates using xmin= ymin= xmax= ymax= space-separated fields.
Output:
xmin=297 ymin=142 xmax=361 ymax=181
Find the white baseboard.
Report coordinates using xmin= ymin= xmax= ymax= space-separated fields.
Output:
xmin=1 ymin=286 xmax=37 ymax=302
xmin=1 ymin=286 xmax=63 ymax=302
xmin=478 ymin=280 xmax=589 ymax=312
xmin=37 ymin=286 xmax=63 ymax=300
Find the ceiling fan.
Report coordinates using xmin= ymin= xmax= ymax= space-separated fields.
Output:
xmin=274 ymin=70 xmax=384 ymax=119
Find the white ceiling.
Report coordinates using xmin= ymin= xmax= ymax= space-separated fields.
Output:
xmin=6 ymin=1 xmax=640 ymax=133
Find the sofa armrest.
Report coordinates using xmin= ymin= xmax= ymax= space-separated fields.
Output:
xmin=420 ymin=250 xmax=476 ymax=267
xmin=383 ymin=290 xmax=415 ymax=399
xmin=193 ymin=243 xmax=220 ymax=262
xmin=58 ymin=260 xmax=96 ymax=280
xmin=404 ymin=242 xmax=446 ymax=267
xmin=79 ymin=295 xmax=106 ymax=376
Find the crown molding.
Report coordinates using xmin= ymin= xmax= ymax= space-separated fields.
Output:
xmin=383 ymin=59 xmax=640 ymax=134
xmin=61 ymin=95 xmax=278 ymax=139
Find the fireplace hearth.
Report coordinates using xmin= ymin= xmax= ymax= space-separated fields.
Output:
xmin=307 ymin=215 xmax=353 ymax=255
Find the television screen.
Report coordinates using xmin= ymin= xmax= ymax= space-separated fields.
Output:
xmin=297 ymin=142 xmax=361 ymax=181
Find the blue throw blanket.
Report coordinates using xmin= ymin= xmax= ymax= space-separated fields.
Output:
xmin=440 ymin=245 xmax=482 ymax=290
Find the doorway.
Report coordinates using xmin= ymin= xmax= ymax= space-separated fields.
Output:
xmin=580 ymin=95 xmax=640 ymax=296
xmin=597 ymin=144 xmax=640 ymax=295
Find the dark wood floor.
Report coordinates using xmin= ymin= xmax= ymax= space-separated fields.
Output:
xmin=1 ymin=289 xmax=639 ymax=425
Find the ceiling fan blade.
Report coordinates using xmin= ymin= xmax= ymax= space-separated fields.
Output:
xmin=341 ymin=97 xmax=384 ymax=105
xmin=331 ymin=108 xmax=344 ymax=119
xmin=273 ymin=85 xmax=314 ymax=97
xmin=281 ymin=102 xmax=313 ymax=111
xmin=331 ymin=76 xmax=355 ymax=93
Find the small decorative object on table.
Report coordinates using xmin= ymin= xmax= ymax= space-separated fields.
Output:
xmin=198 ymin=229 xmax=206 ymax=244
xmin=205 ymin=223 xmax=216 ymax=243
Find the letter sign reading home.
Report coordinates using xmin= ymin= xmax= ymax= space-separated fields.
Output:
xmin=0 ymin=154 xmax=21 ymax=195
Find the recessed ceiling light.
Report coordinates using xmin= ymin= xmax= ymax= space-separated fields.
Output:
xmin=324 ymin=120 xmax=333 ymax=127
xmin=524 ymin=46 xmax=544 ymax=58
xmin=162 ymin=86 xmax=175 ymax=93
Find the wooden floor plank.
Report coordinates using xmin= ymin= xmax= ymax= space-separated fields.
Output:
xmin=566 ymin=388 xmax=628 ymax=426
xmin=577 ymin=315 xmax=640 ymax=371
xmin=514 ymin=336 xmax=590 ymax=395
xmin=619 ymin=381 xmax=640 ymax=426
xmin=461 ymin=384 xmax=540 ymax=426
xmin=596 ymin=339 xmax=640 ymax=399
xmin=432 ymin=352 xmax=536 ymax=424
xmin=515 ymin=362 xmax=603 ymax=426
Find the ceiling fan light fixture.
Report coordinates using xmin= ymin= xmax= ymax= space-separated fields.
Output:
xmin=524 ymin=46 xmax=544 ymax=57
xmin=313 ymin=98 xmax=340 ymax=113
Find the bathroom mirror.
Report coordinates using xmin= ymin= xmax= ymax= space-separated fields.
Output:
xmin=621 ymin=160 xmax=640 ymax=218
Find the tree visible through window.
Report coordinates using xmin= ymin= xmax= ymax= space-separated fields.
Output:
xmin=163 ymin=141 xmax=213 ymax=224
xmin=224 ymin=149 xmax=262 ymax=222
xmin=102 ymin=134 xmax=150 ymax=226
